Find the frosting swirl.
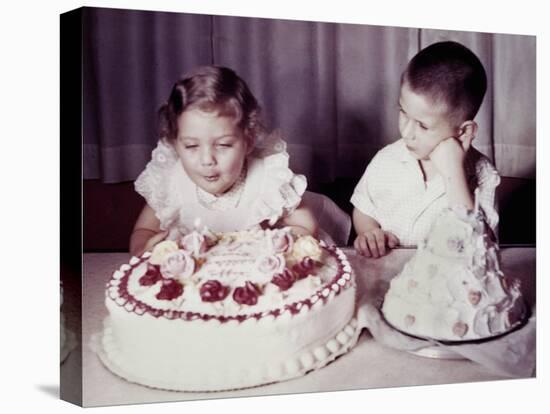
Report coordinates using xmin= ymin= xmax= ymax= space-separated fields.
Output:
xmin=160 ymin=250 xmax=196 ymax=281
xmin=255 ymin=253 xmax=285 ymax=278
xmin=149 ymin=240 xmax=179 ymax=265
xmin=292 ymin=235 xmax=322 ymax=261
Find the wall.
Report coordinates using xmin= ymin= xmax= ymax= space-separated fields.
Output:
xmin=83 ymin=177 xmax=535 ymax=252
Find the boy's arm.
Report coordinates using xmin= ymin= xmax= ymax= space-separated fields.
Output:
xmin=353 ymin=208 xmax=399 ymax=258
xmin=442 ymin=166 xmax=474 ymax=209
xmin=129 ymin=204 xmax=167 ymax=257
xmin=429 ymin=137 xmax=474 ymax=210
xmin=352 ymin=207 xmax=381 ymax=235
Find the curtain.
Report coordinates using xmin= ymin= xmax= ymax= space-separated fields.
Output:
xmin=82 ymin=7 xmax=536 ymax=185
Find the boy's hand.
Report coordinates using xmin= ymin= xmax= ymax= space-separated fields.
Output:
xmin=429 ymin=136 xmax=475 ymax=210
xmin=354 ymin=229 xmax=399 ymax=258
xmin=429 ymin=137 xmax=467 ymax=179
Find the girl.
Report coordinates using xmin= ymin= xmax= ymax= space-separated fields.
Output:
xmin=130 ymin=66 xmax=318 ymax=257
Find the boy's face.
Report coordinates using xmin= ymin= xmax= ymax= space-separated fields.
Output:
xmin=398 ymin=82 xmax=460 ymax=160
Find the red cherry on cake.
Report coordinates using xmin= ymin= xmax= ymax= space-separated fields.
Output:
xmin=233 ymin=281 xmax=261 ymax=306
xmin=200 ymin=280 xmax=230 ymax=302
xmin=139 ymin=264 xmax=162 ymax=286
xmin=271 ymin=269 xmax=296 ymax=291
xmin=156 ymin=279 xmax=184 ymax=300
xmin=292 ymin=257 xmax=316 ymax=279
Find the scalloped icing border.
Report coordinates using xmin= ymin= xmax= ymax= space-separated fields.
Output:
xmin=107 ymin=244 xmax=353 ymax=323
xmin=91 ymin=315 xmax=361 ymax=392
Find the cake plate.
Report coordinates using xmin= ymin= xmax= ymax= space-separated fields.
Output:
xmin=380 ymin=306 xmax=530 ymax=360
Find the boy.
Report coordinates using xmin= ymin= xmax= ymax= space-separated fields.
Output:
xmin=351 ymin=41 xmax=499 ymax=258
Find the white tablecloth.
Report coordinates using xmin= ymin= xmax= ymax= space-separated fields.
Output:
xmin=62 ymin=247 xmax=536 ymax=407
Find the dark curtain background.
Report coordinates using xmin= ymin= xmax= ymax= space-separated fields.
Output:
xmin=82 ymin=7 xmax=536 ymax=188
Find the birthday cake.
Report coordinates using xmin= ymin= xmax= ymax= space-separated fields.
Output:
xmin=97 ymin=227 xmax=358 ymax=391
xmin=382 ymin=207 xmax=526 ymax=342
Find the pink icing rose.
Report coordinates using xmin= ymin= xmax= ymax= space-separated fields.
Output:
xmin=269 ymin=229 xmax=294 ymax=253
xmin=200 ymin=280 xmax=230 ymax=302
xmin=181 ymin=231 xmax=208 ymax=256
xmin=255 ymin=253 xmax=286 ymax=277
xmin=160 ymin=250 xmax=195 ymax=280
xmin=271 ymin=269 xmax=296 ymax=291
xmin=233 ymin=281 xmax=261 ymax=306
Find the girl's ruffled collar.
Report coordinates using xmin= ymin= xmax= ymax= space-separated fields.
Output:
xmin=246 ymin=132 xmax=307 ymax=226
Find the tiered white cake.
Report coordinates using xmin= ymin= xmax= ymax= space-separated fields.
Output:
xmin=382 ymin=207 xmax=526 ymax=341
xmin=98 ymin=227 xmax=358 ymax=391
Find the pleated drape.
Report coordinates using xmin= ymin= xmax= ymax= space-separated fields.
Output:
xmin=82 ymin=8 xmax=536 ymax=185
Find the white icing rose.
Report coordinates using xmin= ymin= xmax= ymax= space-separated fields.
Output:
xmin=292 ymin=235 xmax=322 ymax=261
xmin=181 ymin=231 xmax=208 ymax=256
xmin=268 ymin=229 xmax=294 ymax=253
xmin=149 ymin=240 xmax=179 ymax=265
xmin=255 ymin=253 xmax=285 ymax=278
xmin=160 ymin=250 xmax=196 ymax=281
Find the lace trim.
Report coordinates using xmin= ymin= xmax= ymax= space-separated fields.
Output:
xmin=249 ymin=151 xmax=307 ymax=226
xmin=136 ymin=134 xmax=306 ymax=230
xmin=134 ymin=140 xmax=180 ymax=227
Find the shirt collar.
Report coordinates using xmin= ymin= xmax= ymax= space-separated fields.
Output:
xmin=395 ymin=138 xmax=416 ymax=163
xmin=395 ymin=138 xmax=477 ymax=179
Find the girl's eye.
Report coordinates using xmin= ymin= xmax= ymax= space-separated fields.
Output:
xmin=184 ymin=144 xmax=198 ymax=149
xmin=418 ymin=123 xmax=428 ymax=131
xmin=217 ymin=143 xmax=233 ymax=148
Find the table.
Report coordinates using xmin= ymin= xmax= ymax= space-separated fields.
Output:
xmin=62 ymin=247 xmax=536 ymax=407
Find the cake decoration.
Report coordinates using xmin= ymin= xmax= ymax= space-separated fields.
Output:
xmin=382 ymin=206 xmax=526 ymax=341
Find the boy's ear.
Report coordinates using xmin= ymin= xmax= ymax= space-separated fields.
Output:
xmin=457 ymin=120 xmax=477 ymax=151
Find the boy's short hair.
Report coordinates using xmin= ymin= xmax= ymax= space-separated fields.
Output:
xmin=402 ymin=41 xmax=487 ymax=125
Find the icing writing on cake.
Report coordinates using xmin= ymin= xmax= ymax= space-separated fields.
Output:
xmin=131 ymin=227 xmax=328 ymax=312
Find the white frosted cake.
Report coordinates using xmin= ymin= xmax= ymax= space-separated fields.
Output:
xmin=98 ymin=227 xmax=358 ymax=391
xmin=382 ymin=207 xmax=526 ymax=342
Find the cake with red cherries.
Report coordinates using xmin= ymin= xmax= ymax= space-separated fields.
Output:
xmin=97 ymin=227 xmax=358 ymax=391
xmin=382 ymin=207 xmax=526 ymax=342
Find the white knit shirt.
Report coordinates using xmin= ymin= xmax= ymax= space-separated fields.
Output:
xmin=350 ymin=139 xmax=500 ymax=247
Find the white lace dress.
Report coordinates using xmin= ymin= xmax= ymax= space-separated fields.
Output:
xmin=134 ymin=136 xmax=307 ymax=237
